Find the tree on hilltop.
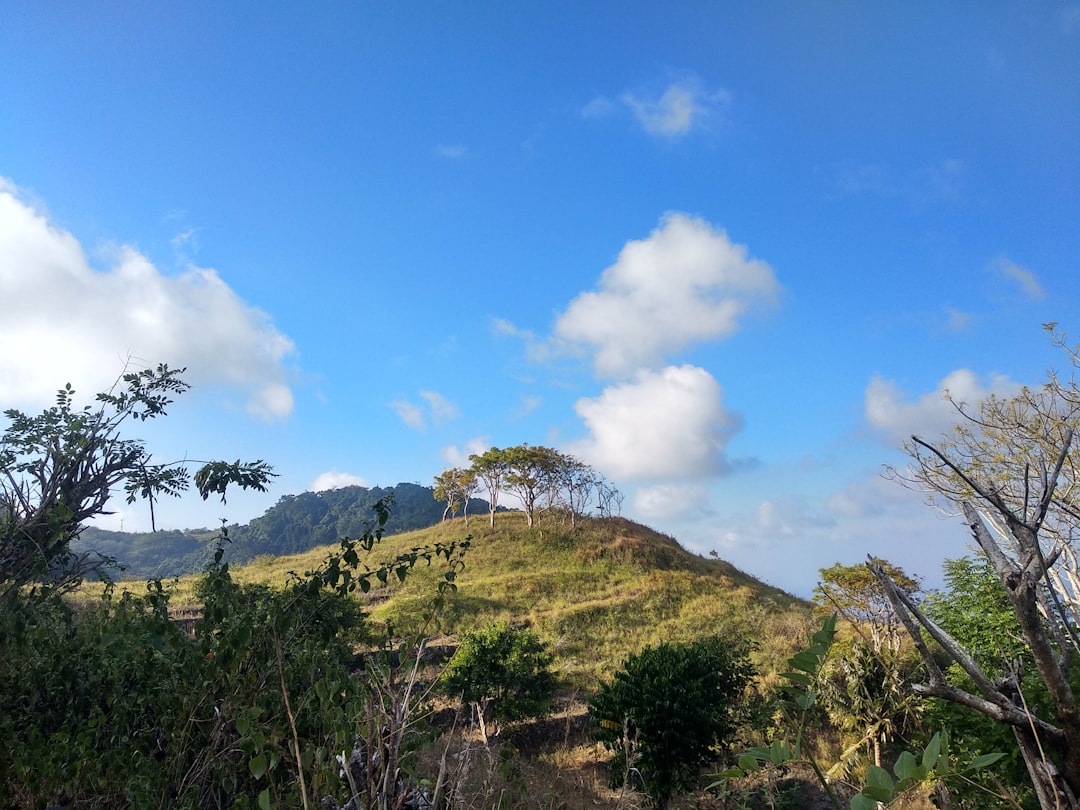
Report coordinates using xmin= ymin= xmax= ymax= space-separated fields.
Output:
xmin=433 ymin=466 xmax=478 ymax=525
xmin=502 ymin=444 xmax=562 ymax=528
xmin=469 ymin=447 xmax=509 ymax=528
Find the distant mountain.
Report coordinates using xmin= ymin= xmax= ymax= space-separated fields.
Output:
xmin=74 ymin=483 xmax=491 ymax=580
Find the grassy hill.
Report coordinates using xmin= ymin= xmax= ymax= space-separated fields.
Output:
xmin=120 ymin=510 xmax=812 ymax=687
xmin=69 ymin=510 xmax=832 ymax=808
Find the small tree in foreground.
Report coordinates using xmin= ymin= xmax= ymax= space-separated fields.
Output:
xmin=0 ymin=364 xmax=274 ymax=601
xmin=440 ymin=622 xmax=557 ymax=743
xmin=589 ymin=636 xmax=754 ymax=810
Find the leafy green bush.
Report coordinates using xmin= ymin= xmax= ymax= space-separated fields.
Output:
xmin=588 ymin=636 xmax=754 ymax=809
xmin=440 ymin=621 xmax=557 ymax=740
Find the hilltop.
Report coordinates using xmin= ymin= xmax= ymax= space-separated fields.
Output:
xmin=171 ymin=509 xmax=812 ymax=685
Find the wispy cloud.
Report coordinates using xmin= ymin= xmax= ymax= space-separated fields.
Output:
xmin=993 ymin=257 xmax=1046 ymax=300
xmin=584 ymin=74 xmax=731 ymax=139
xmin=441 ymin=436 xmax=490 ymax=467
xmin=433 ymin=144 xmax=468 ymax=160
xmin=391 ymin=389 xmax=459 ymax=431
xmin=0 ymin=179 xmax=297 ymax=419
xmin=390 ymin=400 xmax=426 ymax=430
xmin=821 ymin=159 xmax=966 ymax=204
xmin=865 ymin=369 xmax=1020 ymax=444
xmin=510 ymin=394 xmax=542 ymax=421
xmin=420 ymin=390 xmax=460 ymax=422
xmin=633 ymin=483 xmax=713 ymax=521
xmin=944 ymin=307 xmax=972 ymax=332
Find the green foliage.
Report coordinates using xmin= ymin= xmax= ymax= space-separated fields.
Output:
xmin=440 ymin=622 xmax=557 ymax=736
xmin=923 ymin=555 xmax=1027 ymax=675
xmin=922 ymin=556 xmax=1041 ymax=808
xmin=0 ymin=497 xmax=470 ymax=808
xmin=0 ymin=364 xmax=275 ymax=599
xmin=433 ymin=466 xmax=479 ymax=523
xmin=721 ymin=614 xmax=1005 ymax=810
xmin=817 ymin=639 xmax=923 ymax=779
xmin=814 ymin=559 xmax=919 ymax=655
xmin=589 ymin=636 xmax=754 ymax=808
xmin=0 ymin=368 xmax=472 ymax=809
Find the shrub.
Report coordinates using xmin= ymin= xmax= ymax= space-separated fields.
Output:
xmin=440 ymin=621 xmax=557 ymax=740
xmin=588 ymin=636 xmax=754 ymax=809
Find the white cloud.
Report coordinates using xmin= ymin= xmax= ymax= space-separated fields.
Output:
xmin=583 ymin=75 xmax=730 ymax=139
xmin=420 ymin=390 xmax=459 ymax=423
xmin=510 ymin=394 xmax=542 ymax=420
xmin=553 ymin=213 xmax=779 ymax=378
xmin=915 ymin=159 xmax=966 ymax=202
xmin=633 ymin=483 xmax=713 ymax=521
xmin=945 ymin=307 xmax=972 ymax=332
xmin=865 ymin=369 xmax=1021 ymax=444
xmin=441 ymin=436 xmax=490 ymax=467
xmin=622 ymin=77 xmax=730 ymax=138
xmin=0 ymin=180 xmax=297 ymax=418
xmin=568 ymin=364 xmax=742 ymax=480
xmin=993 ymin=257 xmax=1046 ymax=300
xmin=829 ymin=163 xmax=894 ymax=196
xmin=391 ymin=399 xmax=426 ymax=430
xmin=392 ymin=390 xmax=459 ymax=430
xmin=581 ymin=96 xmax=616 ymax=119
xmin=755 ymin=495 xmax=837 ymax=536
xmin=309 ymin=469 xmax=370 ymax=492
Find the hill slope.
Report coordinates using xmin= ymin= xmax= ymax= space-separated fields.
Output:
xmin=214 ymin=511 xmax=813 ymax=684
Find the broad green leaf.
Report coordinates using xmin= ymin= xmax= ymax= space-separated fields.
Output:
xmin=249 ymin=753 xmax=267 ymax=779
xmin=789 ymin=651 xmax=820 ymax=673
xmin=967 ymin=752 xmax=1006 ymax=771
xmin=738 ymin=754 xmax=760 ymax=772
xmin=865 ymin=764 xmax=894 ymax=797
xmin=851 ymin=794 xmax=877 ymax=810
xmin=258 ymin=788 xmax=271 ymax=810
xmin=922 ymin=732 xmax=941 ymax=772
xmin=769 ymin=739 xmax=791 ymax=764
xmin=893 ymin=750 xmax=918 ymax=782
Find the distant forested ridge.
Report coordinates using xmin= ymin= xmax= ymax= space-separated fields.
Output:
xmin=73 ymin=483 xmax=491 ymax=580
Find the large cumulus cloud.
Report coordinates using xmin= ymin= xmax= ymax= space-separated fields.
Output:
xmin=0 ymin=179 xmax=296 ymax=419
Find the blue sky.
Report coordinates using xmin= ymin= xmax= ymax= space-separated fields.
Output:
xmin=2 ymin=2 xmax=1078 ymax=596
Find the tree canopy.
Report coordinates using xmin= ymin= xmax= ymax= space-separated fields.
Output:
xmin=0 ymin=365 xmax=274 ymax=600
xmin=459 ymin=444 xmax=619 ymax=529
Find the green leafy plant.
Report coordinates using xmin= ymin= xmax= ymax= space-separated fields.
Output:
xmin=589 ymin=636 xmax=754 ymax=810
xmin=718 ymin=614 xmax=1005 ymax=810
xmin=440 ymin=621 xmax=558 ymax=742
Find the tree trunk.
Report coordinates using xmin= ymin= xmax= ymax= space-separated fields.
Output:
xmin=1015 ymin=724 xmax=1080 ymax=810
xmin=475 ymin=701 xmax=488 ymax=745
